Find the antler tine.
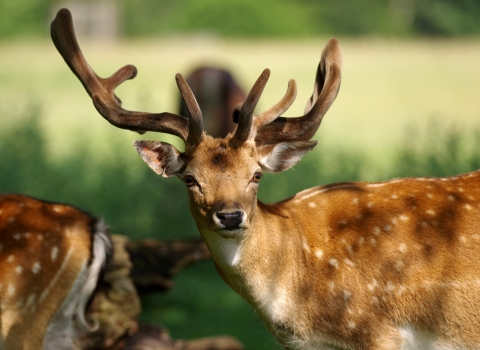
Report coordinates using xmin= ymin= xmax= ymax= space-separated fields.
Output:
xmin=175 ymin=73 xmax=204 ymax=150
xmin=254 ymin=79 xmax=297 ymax=130
xmin=230 ymin=69 xmax=270 ymax=148
xmin=50 ymin=8 xmax=189 ymax=140
xmin=255 ymin=38 xmax=342 ymax=146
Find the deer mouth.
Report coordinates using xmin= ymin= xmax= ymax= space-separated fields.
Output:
xmin=215 ymin=227 xmax=246 ymax=239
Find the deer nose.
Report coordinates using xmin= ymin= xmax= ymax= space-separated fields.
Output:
xmin=216 ymin=211 xmax=243 ymax=229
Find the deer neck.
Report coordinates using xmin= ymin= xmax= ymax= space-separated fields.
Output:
xmin=198 ymin=200 xmax=303 ymax=309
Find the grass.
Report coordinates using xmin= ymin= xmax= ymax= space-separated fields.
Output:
xmin=1 ymin=37 xmax=480 ymax=164
xmin=1 ymin=38 xmax=480 ymax=349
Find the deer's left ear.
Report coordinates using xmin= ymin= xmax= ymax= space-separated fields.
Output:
xmin=258 ymin=141 xmax=317 ymax=173
xmin=133 ymin=140 xmax=186 ymax=177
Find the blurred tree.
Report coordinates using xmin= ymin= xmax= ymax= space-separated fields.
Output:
xmin=2 ymin=0 xmax=480 ymax=40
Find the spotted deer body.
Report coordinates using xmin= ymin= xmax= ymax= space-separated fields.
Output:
xmin=0 ymin=195 xmax=111 ymax=349
xmin=52 ymin=8 xmax=480 ymax=349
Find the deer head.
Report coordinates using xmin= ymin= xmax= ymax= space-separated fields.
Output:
xmin=51 ymin=7 xmax=341 ymax=252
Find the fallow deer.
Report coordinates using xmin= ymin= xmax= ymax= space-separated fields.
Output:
xmin=52 ymin=8 xmax=480 ymax=349
xmin=179 ymin=66 xmax=245 ymax=138
xmin=0 ymin=194 xmax=111 ymax=349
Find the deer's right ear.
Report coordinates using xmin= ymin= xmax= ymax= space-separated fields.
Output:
xmin=133 ymin=140 xmax=186 ymax=177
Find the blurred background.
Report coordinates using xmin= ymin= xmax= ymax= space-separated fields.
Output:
xmin=1 ymin=0 xmax=480 ymax=348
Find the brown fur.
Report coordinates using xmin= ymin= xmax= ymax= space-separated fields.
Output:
xmin=0 ymin=194 xmax=94 ymax=349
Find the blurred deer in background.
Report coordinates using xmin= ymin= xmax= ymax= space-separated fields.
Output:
xmin=179 ymin=67 xmax=245 ymax=138
xmin=0 ymin=194 xmax=110 ymax=349
xmin=53 ymin=7 xmax=480 ymax=349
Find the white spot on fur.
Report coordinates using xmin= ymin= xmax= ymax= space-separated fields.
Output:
xmin=329 ymin=281 xmax=335 ymax=291
xmin=348 ymin=321 xmax=356 ymax=329
xmin=37 ymin=234 xmax=43 ymax=240
xmin=329 ymin=259 xmax=338 ymax=269
xmin=302 ymin=237 xmax=311 ymax=253
xmin=420 ymin=221 xmax=428 ymax=228
xmin=41 ymin=247 xmax=75 ymax=303
xmin=358 ymin=237 xmax=365 ymax=245
xmin=391 ymin=194 xmax=398 ymax=199
xmin=345 ymin=258 xmax=355 ymax=267
xmin=373 ymin=227 xmax=381 ymax=236
xmin=344 ymin=290 xmax=351 ymax=300
xmin=308 ymin=202 xmax=316 ymax=208
xmin=458 ymin=187 xmax=464 ymax=192
xmin=426 ymin=209 xmax=436 ymax=216
xmin=383 ymin=224 xmax=392 ymax=232
xmin=15 ymin=266 xmax=22 ymax=274
xmin=367 ymin=279 xmax=378 ymax=291
xmin=369 ymin=183 xmax=387 ymax=188
xmin=53 ymin=205 xmax=64 ymax=213
xmin=51 ymin=246 xmax=59 ymax=262
xmin=7 ymin=255 xmax=14 ymax=262
xmin=347 ymin=245 xmax=354 ymax=255
xmin=26 ymin=294 xmax=36 ymax=307
xmin=386 ymin=281 xmax=395 ymax=292
xmin=367 ymin=202 xmax=373 ymax=208
xmin=8 ymin=285 xmax=15 ymax=296
xmin=13 ymin=233 xmax=20 ymax=240
xmin=399 ymin=243 xmax=407 ymax=253
xmin=399 ymin=214 xmax=409 ymax=222
xmin=397 ymin=285 xmax=407 ymax=296
xmin=370 ymin=238 xmax=376 ymax=246
xmin=314 ymin=250 xmax=323 ymax=259
xmin=465 ymin=204 xmax=472 ymax=210
xmin=352 ymin=198 xmax=359 ymax=204
xmin=427 ymin=193 xmax=433 ymax=198
xmin=448 ymin=195 xmax=455 ymax=201
xmin=460 ymin=236 xmax=467 ymax=243
xmin=32 ymin=262 xmax=41 ymax=274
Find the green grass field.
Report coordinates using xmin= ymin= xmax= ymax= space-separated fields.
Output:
xmin=2 ymin=37 xmax=480 ymax=164
xmin=1 ymin=38 xmax=480 ymax=349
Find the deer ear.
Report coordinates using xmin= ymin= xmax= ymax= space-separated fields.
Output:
xmin=258 ymin=141 xmax=318 ymax=173
xmin=133 ymin=140 xmax=186 ymax=177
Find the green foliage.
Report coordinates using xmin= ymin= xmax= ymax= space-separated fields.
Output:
xmin=2 ymin=0 xmax=480 ymax=40
xmin=388 ymin=121 xmax=480 ymax=178
xmin=0 ymin=0 xmax=53 ymax=39
xmin=122 ymin=0 xmax=313 ymax=38
xmin=414 ymin=0 xmax=480 ymax=36
xmin=121 ymin=0 xmax=480 ymax=38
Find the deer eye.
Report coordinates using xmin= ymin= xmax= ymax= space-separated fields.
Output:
xmin=252 ymin=171 xmax=263 ymax=184
xmin=184 ymin=174 xmax=197 ymax=187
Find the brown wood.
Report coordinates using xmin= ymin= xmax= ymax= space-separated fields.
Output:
xmin=126 ymin=238 xmax=211 ymax=293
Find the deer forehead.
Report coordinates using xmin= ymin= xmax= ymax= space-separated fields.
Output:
xmin=186 ymin=137 xmax=259 ymax=180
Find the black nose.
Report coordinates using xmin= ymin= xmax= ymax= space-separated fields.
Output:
xmin=216 ymin=211 xmax=243 ymax=229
